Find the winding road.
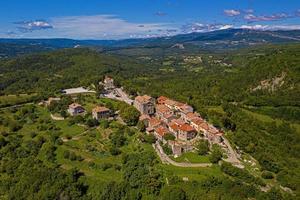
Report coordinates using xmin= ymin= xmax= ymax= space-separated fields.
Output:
xmin=153 ymin=142 xmax=212 ymax=168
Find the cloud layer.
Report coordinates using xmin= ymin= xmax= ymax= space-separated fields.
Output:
xmin=10 ymin=15 xmax=178 ymax=39
xmin=181 ymin=23 xmax=233 ymax=33
xmin=224 ymin=9 xmax=300 ymax=23
xmin=224 ymin=10 xmax=241 ymax=17
xmin=14 ymin=20 xmax=53 ymax=32
xmin=4 ymin=9 xmax=300 ymax=39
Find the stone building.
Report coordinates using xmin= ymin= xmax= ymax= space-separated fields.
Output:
xmin=134 ymin=95 xmax=155 ymax=115
xmin=92 ymin=106 xmax=111 ymax=120
xmin=68 ymin=103 xmax=85 ymax=116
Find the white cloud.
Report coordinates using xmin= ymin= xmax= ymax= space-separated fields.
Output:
xmin=49 ymin=15 xmax=176 ymax=39
xmin=240 ymin=24 xmax=300 ymax=31
xmin=224 ymin=9 xmax=241 ymax=17
xmin=244 ymin=13 xmax=290 ymax=22
xmin=181 ymin=23 xmax=233 ymax=33
xmin=15 ymin=20 xmax=53 ymax=32
xmin=8 ymin=15 xmax=178 ymax=39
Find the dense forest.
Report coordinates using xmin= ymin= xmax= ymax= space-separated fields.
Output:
xmin=0 ymin=43 xmax=299 ymax=199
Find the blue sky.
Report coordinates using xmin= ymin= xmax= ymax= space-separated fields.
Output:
xmin=0 ymin=0 xmax=300 ymax=39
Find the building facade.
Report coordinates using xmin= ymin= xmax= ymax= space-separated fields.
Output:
xmin=134 ymin=95 xmax=156 ymax=115
xmin=92 ymin=106 xmax=111 ymax=120
xmin=68 ymin=103 xmax=85 ymax=116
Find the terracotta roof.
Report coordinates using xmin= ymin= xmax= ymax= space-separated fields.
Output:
xmin=171 ymin=118 xmax=186 ymax=126
xmin=186 ymin=112 xmax=199 ymax=120
xmin=209 ymin=126 xmax=219 ymax=134
xmin=139 ymin=114 xmax=150 ymax=121
xmin=157 ymin=96 xmax=169 ymax=104
xmin=163 ymin=113 xmax=174 ymax=119
xmin=191 ymin=117 xmax=205 ymax=125
xmin=69 ymin=103 xmax=83 ymax=109
xmin=104 ymin=76 xmax=113 ymax=81
xmin=179 ymin=124 xmax=196 ymax=132
xmin=174 ymin=101 xmax=185 ymax=107
xmin=155 ymin=126 xmax=169 ymax=137
xmin=93 ymin=106 xmax=110 ymax=113
xmin=156 ymin=104 xmax=172 ymax=114
xmin=149 ymin=117 xmax=162 ymax=127
xmin=199 ymin=122 xmax=209 ymax=130
xmin=164 ymin=99 xmax=177 ymax=107
xmin=168 ymin=122 xmax=180 ymax=132
xmin=135 ymin=95 xmax=153 ymax=103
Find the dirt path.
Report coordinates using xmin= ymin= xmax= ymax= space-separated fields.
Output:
xmin=153 ymin=142 xmax=212 ymax=168
xmin=61 ymin=129 xmax=89 ymax=142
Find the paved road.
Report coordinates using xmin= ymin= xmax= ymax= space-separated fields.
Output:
xmin=222 ymin=137 xmax=244 ymax=168
xmin=104 ymin=88 xmax=133 ymax=105
xmin=153 ymin=142 xmax=212 ymax=168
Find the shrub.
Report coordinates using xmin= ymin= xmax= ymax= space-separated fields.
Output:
xmin=100 ymin=163 xmax=113 ymax=171
xmin=63 ymin=150 xmax=70 ymax=159
xmin=140 ymin=134 xmax=156 ymax=144
xmin=162 ymin=144 xmax=172 ymax=155
xmin=163 ymin=133 xmax=176 ymax=141
xmin=119 ymin=105 xmax=140 ymax=126
xmin=30 ymin=132 xmax=37 ymax=138
xmin=160 ymin=186 xmax=187 ymax=200
xmin=86 ymin=118 xmax=99 ymax=127
xmin=100 ymin=119 xmax=109 ymax=129
xmin=197 ymin=140 xmax=209 ymax=155
xmin=109 ymin=146 xmax=121 ymax=156
xmin=209 ymin=146 xmax=223 ymax=164
xmin=262 ymin=171 xmax=274 ymax=179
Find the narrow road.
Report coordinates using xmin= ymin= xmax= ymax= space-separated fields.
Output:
xmin=222 ymin=137 xmax=244 ymax=168
xmin=153 ymin=142 xmax=212 ymax=168
xmin=103 ymin=88 xmax=133 ymax=105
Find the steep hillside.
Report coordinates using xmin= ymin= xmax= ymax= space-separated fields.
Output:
xmin=0 ymin=43 xmax=300 ymax=198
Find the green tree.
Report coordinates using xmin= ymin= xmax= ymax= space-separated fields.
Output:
xmin=209 ymin=145 xmax=223 ymax=163
xmin=197 ymin=140 xmax=209 ymax=155
xmin=161 ymin=186 xmax=187 ymax=200
xmin=163 ymin=133 xmax=176 ymax=141
xmin=119 ymin=105 xmax=140 ymax=126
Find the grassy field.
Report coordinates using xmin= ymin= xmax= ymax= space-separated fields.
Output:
xmin=160 ymin=164 xmax=222 ymax=182
xmin=242 ymin=108 xmax=300 ymax=133
xmin=0 ymin=94 xmax=37 ymax=107
xmin=171 ymin=152 xmax=210 ymax=163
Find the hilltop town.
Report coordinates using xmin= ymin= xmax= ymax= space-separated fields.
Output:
xmin=40 ymin=75 xmax=242 ymax=167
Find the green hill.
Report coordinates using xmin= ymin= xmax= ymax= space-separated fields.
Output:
xmin=0 ymin=43 xmax=300 ymax=199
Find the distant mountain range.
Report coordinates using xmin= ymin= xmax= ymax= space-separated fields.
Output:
xmin=1 ymin=29 xmax=300 ymax=57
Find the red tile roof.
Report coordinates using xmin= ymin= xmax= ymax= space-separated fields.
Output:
xmin=179 ymin=124 xmax=196 ymax=132
xmin=149 ymin=117 xmax=162 ymax=127
xmin=156 ymin=104 xmax=172 ymax=114
xmin=155 ymin=126 xmax=169 ymax=137
xmin=199 ymin=122 xmax=209 ymax=130
xmin=92 ymin=106 xmax=110 ymax=113
xmin=157 ymin=96 xmax=169 ymax=104
xmin=163 ymin=113 xmax=174 ymax=119
xmin=139 ymin=114 xmax=150 ymax=121
xmin=69 ymin=103 xmax=83 ymax=109
xmin=171 ymin=118 xmax=186 ymax=126
xmin=168 ymin=121 xmax=179 ymax=131
xmin=191 ymin=117 xmax=205 ymax=125
xmin=164 ymin=99 xmax=178 ymax=107
xmin=135 ymin=95 xmax=153 ymax=104
xmin=186 ymin=112 xmax=199 ymax=120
